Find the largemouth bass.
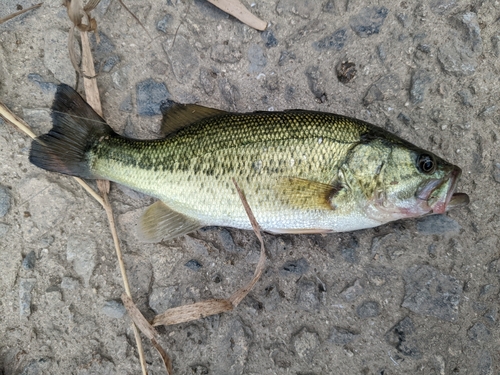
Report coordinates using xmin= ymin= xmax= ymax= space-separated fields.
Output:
xmin=30 ymin=84 xmax=469 ymax=241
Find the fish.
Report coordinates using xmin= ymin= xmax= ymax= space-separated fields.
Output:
xmin=29 ymin=84 xmax=469 ymax=242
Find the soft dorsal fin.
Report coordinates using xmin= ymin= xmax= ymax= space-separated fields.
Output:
xmin=275 ymin=177 xmax=344 ymax=210
xmin=160 ymin=100 xmax=227 ymax=136
xmin=137 ymin=200 xmax=203 ymax=242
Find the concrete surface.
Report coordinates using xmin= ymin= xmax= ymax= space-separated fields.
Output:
xmin=0 ymin=0 xmax=499 ymax=374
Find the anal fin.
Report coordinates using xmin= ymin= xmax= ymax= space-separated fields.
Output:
xmin=137 ymin=201 xmax=202 ymax=242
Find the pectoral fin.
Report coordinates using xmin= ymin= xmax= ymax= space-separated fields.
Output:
xmin=137 ymin=201 xmax=202 ymax=242
xmin=276 ymin=177 xmax=343 ymax=210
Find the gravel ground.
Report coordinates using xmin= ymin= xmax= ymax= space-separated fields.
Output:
xmin=1 ymin=0 xmax=499 ymax=374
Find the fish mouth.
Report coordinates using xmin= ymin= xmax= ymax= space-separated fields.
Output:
xmin=416 ymin=167 xmax=469 ymax=214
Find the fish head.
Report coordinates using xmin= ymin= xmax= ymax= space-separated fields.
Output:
xmin=349 ymin=139 xmax=469 ymax=223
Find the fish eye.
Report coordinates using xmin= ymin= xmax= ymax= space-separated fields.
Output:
xmin=417 ymin=154 xmax=436 ymax=174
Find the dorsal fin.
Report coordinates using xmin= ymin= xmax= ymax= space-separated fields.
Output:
xmin=160 ymin=100 xmax=227 ymax=136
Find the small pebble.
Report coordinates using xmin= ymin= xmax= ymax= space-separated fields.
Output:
xmin=248 ymin=44 xmax=267 ymax=73
xmin=314 ymin=28 xmax=348 ymax=51
xmin=340 ymin=279 xmax=364 ymax=301
xmin=385 ymin=317 xmax=422 ymax=358
xmin=217 ymin=228 xmax=239 ymax=253
xmin=61 ymin=276 xmax=80 ymax=290
xmin=293 ymin=327 xmax=320 ymax=361
xmin=305 ymin=66 xmax=327 ymax=102
xmin=281 ymin=258 xmax=309 ymax=275
xmin=492 ymin=34 xmax=500 ymax=57
xmin=295 ymin=278 xmax=320 ymax=311
xmin=261 ymin=284 xmax=282 ymax=311
xmin=410 ymin=70 xmax=432 ymax=105
xmin=218 ymin=78 xmax=240 ymax=108
xmin=429 ymin=0 xmax=458 ymax=15
xmin=278 ymin=50 xmax=295 ymax=66
xmin=199 ymin=67 xmax=217 ymax=96
xmin=119 ymin=95 xmax=133 ymax=113
xmin=157 ymin=14 xmax=173 ymax=33
xmin=66 ymin=237 xmax=96 ymax=287
xmin=0 ymin=223 xmax=10 ymax=237
xmin=397 ymin=112 xmax=411 ymax=126
xmin=136 ymin=79 xmax=171 ymax=116
xmin=102 ymin=55 xmax=120 ymax=73
xmin=402 ymin=265 xmax=462 ymax=321
xmin=484 ymin=307 xmax=497 ymax=323
xmin=184 ymin=259 xmax=203 ymax=271
xmin=102 ymin=299 xmax=126 ymax=319
xmin=363 ymin=73 xmax=400 ymax=105
xmin=328 ymin=327 xmax=359 ymax=345
xmin=356 ymin=300 xmax=380 ymax=318
xmin=0 ymin=185 xmax=11 ymax=218
xmin=211 ymin=44 xmax=242 ymax=64
xmin=149 ymin=285 xmax=181 ymax=314
xmin=467 ymin=322 xmax=491 ymax=342
xmin=19 ymin=279 xmax=35 ymax=318
xmin=212 ymin=318 xmax=250 ymax=374
xmin=22 ymin=251 xmax=36 ymax=270
xmin=417 ymin=215 xmax=460 ymax=234
xmin=27 ymin=73 xmax=57 ymax=93
xmin=477 ymin=351 xmax=493 ymax=375
xmin=341 ymin=237 xmax=359 ymax=264
xmin=261 ymin=29 xmax=278 ymax=48
xmin=349 ymin=6 xmax=389 ymax=38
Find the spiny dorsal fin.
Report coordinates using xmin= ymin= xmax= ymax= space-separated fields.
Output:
xmin=160 ymin=100 xmax=227 ymax=136
xmin=137 ymin=201 xmax=202 ymax=242
xmin=275 ymin=177 xmax=343 ymax=210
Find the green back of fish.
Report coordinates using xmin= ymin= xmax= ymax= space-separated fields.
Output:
xmin=89 ymin=111 xmax=381 ymax=230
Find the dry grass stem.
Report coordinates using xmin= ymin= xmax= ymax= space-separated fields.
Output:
xmin=206 ymin=0 xmax=267 ymax=31
xmin=152 ymin=180 xmax=267 ymax=328
xmin=0 ymin=98 xmax=107 ymax=209
xmin=0 ymin=3 xmax=43 ymax=25
xmin=0 ymin=102 xmax=37 ymax=139
xmin=229 ymin=179 xmax=266 ymax=306
xmin=75 ymin=18 xmax=149 ymax=374
xmin=152 ymin=299 xmax=233 ymax=326
xmin=117 ymin=0 xmax=153 ymax=40
xmin=122 ymin=294 xmax=173 ymax=374
xmin=80 ymin=31 xmax=103 ymax=116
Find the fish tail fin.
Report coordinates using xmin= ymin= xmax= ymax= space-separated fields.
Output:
xmin=29 ymin=84 xmax=116 ymax=179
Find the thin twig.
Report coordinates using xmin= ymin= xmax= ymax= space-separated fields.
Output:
xmin=206 ymin=0 xmax=267 ymax=31
xmin=0 ymin=100 xmax=108 ymax=210
xmin=172 ymin=0 xmax=191 ymax=48
xmin=77 ymin=25 xmax=149 ymax=375
xmin=0 ymin=102 xmax=37 ymax=139
xmin=229 ymin=179 xmax=266 ymax=306
xmin=117 ymin=0 xmax=153 ymax=40
xmin=0 ymin=3 xmax=43 ymax=25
